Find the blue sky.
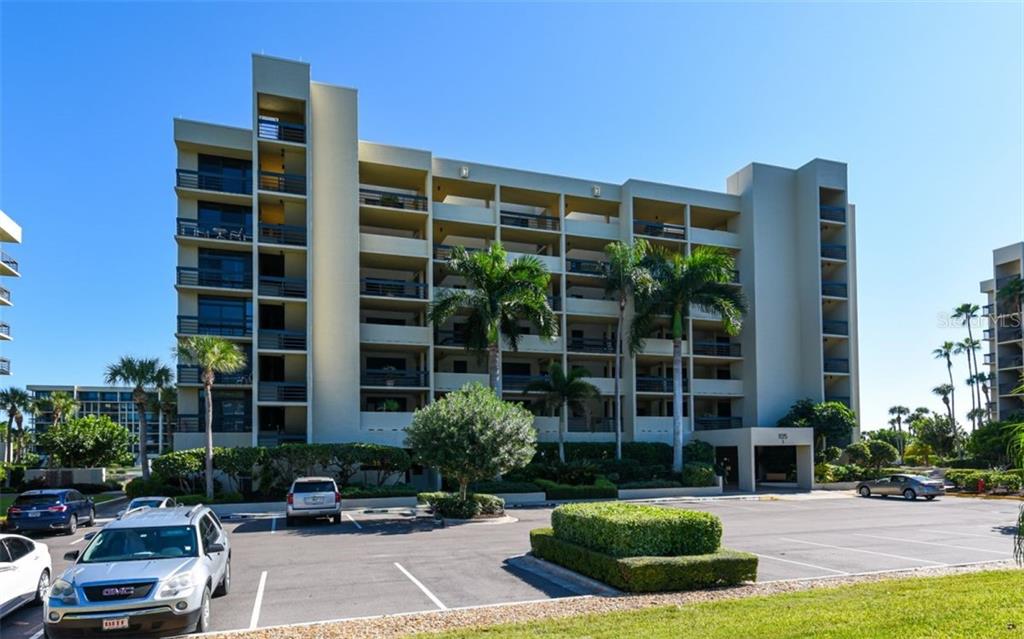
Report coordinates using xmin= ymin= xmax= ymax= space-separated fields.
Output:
xmin=1 ymin=2 xmax=1021 ymax=431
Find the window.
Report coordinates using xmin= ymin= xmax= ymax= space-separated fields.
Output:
xmin=4 ymin=538 xmax=32 ymax=561
xmin=82 ymin=526 xmax=198 ymax=563
xmin=198 ymin=201 xmax=252 ymax=231
xmin=453 ymin=360 xmax=468 ymax=374
xmin=199 ymin=515 xmax=219 ymax=548
xmin=200 ymin=390 xmax=251 ymax=432
xmin=367 ymin=357 xmax=406 ymax=370
xmin=198 ymin=296 xmax=252 ymax=334
xmin=199 ymin=249 xmax=252 ymax=284
xmin=0 ymin=541 xmax=11 ymax=563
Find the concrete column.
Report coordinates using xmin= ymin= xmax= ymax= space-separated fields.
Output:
xmin=797 ymin=444 xmax=814 ymax=490
xmin=737 ymin=443 xmax=756 ymax=492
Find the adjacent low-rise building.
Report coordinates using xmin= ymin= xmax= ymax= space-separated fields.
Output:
xmin=980 ymin=242 xmax=1024 ymax=421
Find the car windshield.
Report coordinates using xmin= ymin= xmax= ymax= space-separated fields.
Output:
xmin=129 ymin=499 xmax=165 ymax=509
xmin=904 ymin=475 xmax=930 ymax=483
xmin=81 ymin=526 xmax=198 ymax=563
xmin=294 ymin=481 xmax=334 ymax=493
xmin=13 ymin=494 xmax=61 ymax=507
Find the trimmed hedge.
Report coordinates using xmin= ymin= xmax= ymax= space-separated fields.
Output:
xmin=533 ymin=442 xmax=673 ymax=466
xmin=468 ymin=481 xmax=541 ymax=494
xmin=945 ymin=470 xmax=1023 ymax=492
xmin=418 ymin=492 xmax=505 ymax=519
xmin=534 ymin=478 xmax=618 ymax=500
xmin=339 ymin=483 xmax=418 ymax=499
xmin=551 ymin=502 xmax=722 ymax=558
xmin=618 ymin=480 xmax=682 ymax=490
xmin=530 ymin=528 xmax=757 ymax=592
xmin=681 ymin=462 xmax=717 ymax=487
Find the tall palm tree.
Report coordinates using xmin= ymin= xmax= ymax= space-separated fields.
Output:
xmin=635 ymin=247 xmax=747 ymax=472
xmin=105 ymin=357 xmax=173 ymax=480
xmin=603 ymin=239 xmax=654 ymax=460
xmin=149 ymin=385 xmax=178 ymax=455
xmin=176 ymin=337 xmax=247 ymax=499
xmin=954 ymin=338 xmax=981 ymax=430
xmin=0 ymin=387 xmax=29 ymax=464
xmin=47 ymin=391 xmax=79 ymax=428
xmin=522 ymin=361 xmax=600 ymax=462
xmin=428 ymin=243 xmax=558 ymax=395
xmin=887 ymin=405 xmax=909 ymax=460
xmin=932 ymin=342 xmax=956 ymax=427
xmin=975 ymin=371 xmax=993 ymax=418
xmin=931 ymin=383 xmax=955 ymax=425
xmin=953 ymin=304 xmax=983 ymax=423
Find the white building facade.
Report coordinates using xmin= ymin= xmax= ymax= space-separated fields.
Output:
xmin=980 ymin=242 xmax=1024 ymax=421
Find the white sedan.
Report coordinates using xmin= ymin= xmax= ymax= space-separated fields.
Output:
xmin=0 ymin=533 xmax=51 ymax=618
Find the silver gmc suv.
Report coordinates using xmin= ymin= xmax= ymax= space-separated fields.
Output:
xmin=44 ymin=505 xmax=231 ymax=638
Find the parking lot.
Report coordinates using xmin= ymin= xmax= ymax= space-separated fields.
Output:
xmin=2 ymin=493 xmax=1019 ymax=638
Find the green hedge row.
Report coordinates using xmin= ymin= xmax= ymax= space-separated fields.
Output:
xmin=945 ymin=470 xmax=1023 ymax=491
xmin=551 ymin=502 xmax=721 ymax=557
xmin=533 ymin=478 xmax=618 ymax=500
xmin=533 ymin=442 xmax=673 ymax=466
xmin=468 ymin=481 xmax=542 ymax=494
xmin=530 ymin=528 xmax=757 ymax=592
xmin=417 ymin=492 xmax=505 ymax=519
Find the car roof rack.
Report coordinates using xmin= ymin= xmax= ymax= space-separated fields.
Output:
xmin=186 ymin=504 xmax=204 ymax=518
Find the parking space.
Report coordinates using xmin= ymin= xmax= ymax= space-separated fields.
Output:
xmin=2 ymin=494 xmax=1018 ymax=638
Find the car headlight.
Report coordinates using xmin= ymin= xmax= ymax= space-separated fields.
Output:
xmin=49 ymin=578 xmax=78 ymax=604
xmin=158 ymin=573 xmax=195 ymax=599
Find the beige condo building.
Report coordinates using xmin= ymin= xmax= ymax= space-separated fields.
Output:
xmin=980 ymin=242 xmax=1024 ymax=420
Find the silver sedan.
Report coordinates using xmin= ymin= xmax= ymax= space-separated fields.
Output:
xmin=856 ymin=474 xmax=945 ymax=500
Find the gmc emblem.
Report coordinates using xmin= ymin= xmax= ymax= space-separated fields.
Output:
xmin=102 ymin=587 xmax=135 ymax=597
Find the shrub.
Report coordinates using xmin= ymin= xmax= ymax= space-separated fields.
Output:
xmin=467 ymin=481 xmax=541 ymax=494
xmin=683 ymin=440 xmax=715 ymax=465
xmin=152 ymin=449 xmax=204 ymax=494
xmin=597 ymin=459 xmax=670 ymax=484
xmin=815 ymin=463 xmax=837 ymax=483
xmin=551 ymin=502 xmax=722 ymax=558
xmin=534 ymin=478 xmax=618 ymax=500
xmin=530 ymin=528 xmax=757 ymax=592
xmin=532 ymin=442 xmax=673 ymax=466
xmin=866 ymin=440 xmax=899 ymax=470
xmin=125 ymin=477 xmax=178 ymax=499
xmin=38 ymin=415 xmax=135 ymax=468
xmin=820 ymin=446 xmax=842 ymax=464
xmin=339 ymin=483 xmax=418 ymax=499
xmin=350 ymin=444 xmax=413 ymax=486
xmin=505 ymin=460 xmax=600 ymax=485
xmin=844 ymin=441 xmax=871 ymax=466
xmin=617 ymin=480 xmax=683 ymax=490
xmin=70 ymin=482 xmax=121 ymax=495
xmin=418 ymin=492 xmax=505 ymax=519
xmin=680 ymin=462 xmax=716 ymax=487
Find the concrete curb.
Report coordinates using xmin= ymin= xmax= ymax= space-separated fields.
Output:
xmin=505 ymin=553 xmax=621 ymax=597
xmin=441 ymin=515 xmax=519 ymax=527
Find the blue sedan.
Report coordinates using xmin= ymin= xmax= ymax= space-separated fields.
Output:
xmin=4 ymin=489 xmax=96 ymax=535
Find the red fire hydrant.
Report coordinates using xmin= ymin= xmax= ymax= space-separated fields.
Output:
xmin=977 ymin=478 xmax=985 ymax=493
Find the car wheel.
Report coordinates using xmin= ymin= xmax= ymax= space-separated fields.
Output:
xmin=333 ymin=513 xmax=342 ymax=524
xmin=903 ymin=488 xmax=917 ymax=501
xmin=285 ymin=516 xmax=294 ymax=527
xmin=32 ymin=569 xmax=50 ymax=605
xmin=84 ymin=508 xmax=95 ymax=527
xmin=67 ymin=515 xmax=78 ymax=535
xmin=215 ymin=558 xmax=231 ymax=597
xmin=194 ymin=586 xmax=211 ymax=633
xmin=858 ymin=486 xmax=870 ymax=498
xmin=925 ymin=495 xmax=936 ymax=501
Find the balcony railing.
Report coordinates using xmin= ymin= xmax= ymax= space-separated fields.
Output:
xmin=825 ymin=396 xmax=851 ymax=408
xmin=257 ymin=433 xmax=306 ymax=447
xmin=633 ymin=220 xmax=686 ymax=240
xmin=999 ymin=355 xmax=1023 ymax=369
xmin=822 ymin=320 xmax=849 ymax=336
xmin=996 ymin=275 xmax=1019 ymax=289
xmin=177 ymin=365 xmax=251 ymax=386
xmin=258 ymin=382 xmax=308 ymax=403
xmin=635 ymin=376 xmax=688 ymax=393
xmin=819 ymin=205 xmax=846 ymax=223
xmin=566 ymin=258 xmax=606 ymax=276
xmin=1 ymin=252 xmax=19 ymax=273
xmin=258 ymin=222 xmax=306 ymax=247
xmin=177 ymin=315 xmax=251 ymax=337
xmin=259 ymin=329 xmax=307 ymax=351
xmin=983 ymin=304 xmax=995 ymax=315
xmin=176 ymin=169 xmax=251 ymax=195
xmin=568 ymin=417 xmax=615 ymax=433
xmin=361 ymin=369 xmax=429 ymax=387
xmin=433 ymin=244 xmax=482 ymax=260
xmin=258 ymin=171 xmax=306 ymax=195
xmin=177 ymin=267 xmax=252 ymax=290
xmin=259 ymin=275 xmax=307 ymax=298
xmin=568 ymin=336 xmax=615 ymax=353
xmin=257 ymin=116 xmax=306 ymax=143
xmin=0 ymin=323 xmax=9 ymax=338
xmin=1000 ymin=383 xmax=1022 ymax=396
xmin=821 ymin=244 xmax=847 ymax=260
xmin=500 ymin=210 xmax=559 ymax=231
xmin=359 ymin=188 xmax=428 ymax=211
xmin=0 ymin=286 xmax=10 ymax=304
xmin=0 ymin=358 xmax=9 ymax=375
xmin=824 ymin=358 xmax=850 ymax=374
xmin=694 ymin=416 xmax=742 ymax=431
xmin=177 ymin=218 xmax=252 ymax=242
xmin=435 ymin=330 xmax=468 ymax=347
xmin=177 ymin=414 xmax=250 ymax=433
xmin=998 ymin=327 xmax=1023 ymax=342
xmin=693 ymin=341 xmax=741 ymax=357
xmin=503 ymin=374 xmax=549 ymax=391
xmin=360 ymin=277 xmax=428 ymax=299
xmin=983 ymin=328 xmax=995 ymax=340
xmin=822 ymin=282 xmax=848 ymax=297
xmin=984 ymin=353 xmax=996 ymax=365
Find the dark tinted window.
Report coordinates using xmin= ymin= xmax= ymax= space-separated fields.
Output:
xmin=4 ymin=538 xmax=32 ymax=561
xmin=293 ymin=481 xmax=335 ymax=493
xmin=14 ymin=494 xmax=60 ymax=507
xmin=81 ymin=526 xmax=198 ymax=563
xmin=199 ymin=516 xmax=218 ymax=548
xmin=0 ymin=541 xmax=10 ymax=563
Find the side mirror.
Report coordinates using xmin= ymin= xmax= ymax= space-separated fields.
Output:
xmin=64 ymin=550 xmax=80 ymax=562
xmin=83 ymin=532 xmax=96 ymax=541
xmin=206 ymin=542 xmax=225 ymax=554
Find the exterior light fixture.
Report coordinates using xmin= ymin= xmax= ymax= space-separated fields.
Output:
xmin=460 ymin=166 xmax=470 ymax=179
xmin=591 ymin=185 xmax=601 ymax=198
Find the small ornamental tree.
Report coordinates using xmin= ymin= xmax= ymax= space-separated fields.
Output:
xmin=39 ymin=415 xmax=135 ymax=468
xmin=406 ymin=382 xmax=536 ymax=500
xmin=866 ymin=440 xmax=899 ymax=471
xmin=778 ymin=399 xmax=857 ymax=458
xmin=844 ymin=441 xmax=871 ymax=467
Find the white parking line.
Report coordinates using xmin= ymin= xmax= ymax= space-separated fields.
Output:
xmin=394 ymin=562 xmax=447 ymax=610
xmin=345 ymin=513 xmax=363 ymax=530
xmin=852 ymin=533 xmax=1010 ymax=555
xmin=779 ymin=537 xmax=947 ymax=565
xmin=753 ymin=553 xmax=849 ymax=575
xmin=249 ymin=571 xmax=267 ymax=629
xmin=70 ymin=537 xmax=85 ymax=545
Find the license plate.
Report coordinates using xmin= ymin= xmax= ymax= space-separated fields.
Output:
xmin=308 ymin=496 xmax=323 ymax=504
xmin=28 ymin=512 xmax=40 ymax=518
xmin=102 ymin=618 xmax=129 ymax=631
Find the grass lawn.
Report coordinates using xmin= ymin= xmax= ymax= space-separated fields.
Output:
xmin=436 ymin=570 xmax=1023 ymax=639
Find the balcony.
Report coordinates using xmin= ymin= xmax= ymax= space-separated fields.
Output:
xmin=258 ymin=222 xmax=306 ymax=247
xmin=177 ymin=267 xmax=251 ymax=290
xmin=1000 ymin=383 xmax=1022 ymax=396
xmin=692 ymin=341 xmax=741 ymax=357
xmin=633 ymin=220 xmax=686 ymax=241
xmin=435 ymin=372 xmax=489 ymax=391
xmin=824 ymin=358 xmax=850 ymax=374
xmin=500 ymin=210 xmax=559 ymax=231
xmin=565 ymin=297 xmax=617 ymax=316
xmin=0 ymin=286 xmax=10 ymax=305
xmin=821 ymin=244 xmax=847 ymax=260
xmin=257 ymin=116 xmax=306 ymax=144
xmin=361 ymin=369 xmax=429 ymax=387
xmin=259 ymin=329 xmax=307 ymax=351
xmin=996 ymin=275 xmax=1018 ymax=289
xmin=1 ymin=252 xmax=19 ymax=275
xmin=822 ymin=282 xmax=848 ymax=298
xmin=819 ymin=205 xmax=846 ymax=223
xmin=567 ymin=336 xmax=615 ymax=354
xmin=998 ymin=327 xmax=1023 ymax=342
xmin=434 ymin=244 xmax=483 ymax=261
xmin=503 ymin=374 xmax=549 ymax=391
xmin=259 ymin=276 xmax=307 ymax=299
xmin=568 ymin=417 xmax=615 ymax=433
xmin=177 ymin=414 xmax=250 ymax=433
xmin=177 ymin=316 xmax=251 ymax=337
xmin=258 ymin=171 xmax=306 ymax=196
xmin=177 ymin=365 xmax=251 ymax=386
xmin=360 ymin=323 xmax=431 ymax=346
xmin=635 ymin=376 xmax=687 ymax=393
xmin=177 ymin=218 xmax=251 ymax=243
xmin=566 ymin=258 xmax=606 ymax=276
xmin=983 ymin=304 xmax=995 ymax=315
xmin=983 ymin=328 xmax=995 ymax=340
xmin=999 ymin=355 xmax=1024 ymax=369
xmin=258 ymin=382 xmax=308 ymax=403
xmin=984 ymin=352 xmax=996 ymax=365
xmin=692 ymin=379 xmax=743 ymax=396
xmin=359 ymin=188 xmax=428 ymax=211
xmin=822 ymin=320 xmax=849 ymax=336
xmin=0 ymin=358 xmax=9 ymax=375
xmin=435 ymin=330 xmax=468 ymax=347
xmin=176 ymin=169 xmax=251 ymax=195
xmin=360 ymin=278 xmax=429 ymax=300
xmin=694 ymin=416 xmax=742 ymax=431
xmin=0 ymin=323 xmax=10 ymax=340
xmin=360 ymin=233 xmax=428 ymax=259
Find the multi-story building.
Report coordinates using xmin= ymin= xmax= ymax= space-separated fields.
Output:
xmin=173 ymin=54 xmax=860 ymax=491
xmin=28 ymin=386 xmax=164 ymax=458
xmin=0 ymin=209 xmax=22 ymax=376
xmin=980 ymin=242 xmax=1024 ymax=421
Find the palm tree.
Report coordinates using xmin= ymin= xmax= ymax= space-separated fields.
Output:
xmin=887 ymin=405 xmax=909 ymax=460
xmin=522 ymin=361 xmax=600 ymax=462
xmin=952 ymin=304 xmax=983 ymax=423
xmin=997 ymin=275 xmax=1023 ymax=314
xmin=975 ymin=371 xmax=993 ymax=418
xmin=954 ymin=338 xmax=981 ymax=430
xmin=47 ymin=391 xmax=79 ymax=428
xmin=931 ymin=383 xmax=955 ymax=425
xmin=0 ymin=388 xmax=29 ymax=465
xmin=105 ymin=357 xmax=173 ymax=480
xmin=603 ymin=239 xmax=654 ymax=460
xmin=635 ymin=247 xmax=747 ymax=472
xmin=149 ymin=385 xmax=178 ymax=455
xmin=932 ymin=342 xmax=957 ymax=427
xmin=428 ymin=243 xmax=558 ymax=395
xmin=176 ymin=337 xmax=247 ymax=499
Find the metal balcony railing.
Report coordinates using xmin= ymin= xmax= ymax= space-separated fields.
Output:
xmin=177 ymin=218 xmax=251 ymax=242
xmin=176 ymin=169 xmax=252 ymax=194
xmin=360 ymin=369 xmax=429 ymax=387
xmin=500 ymin=210 xmax=559 ymax=231
xmin=822 ymin=282 xmax=848 ymax=297
xmin=0 ymin=286 xmax=10 ymax=304
xmin=999 ymin=355 xmax=1023 ymax=369
xmin=822 ymin=320 xmax=849 ymax=336
xmin=821 ymin=244 xmax=848 ymax=260
xmin=258 ymin=382 xmax=308 ymax=402
xmin=566 ymin=258 xmax=606 ymax=276
xmin=635 ymin=376 xmax=688 ymax=393
xmin=694 ymin=416 xmax=742 ymax=431
xmin=503 ymin=374 xmax=549 ymax=391
xmin=257 ymin=116 xmax=306 ymax=143
xmin=692 ymin=341 xmax=742 ymax=357
xmin=824 ymin=358 xmax=850 ymax=374
xmin=359 ymin=188 xmax=428 ymax=211
xmin=258 ymin=171 xmax=306 ymax=195
xmin=567 ymin=417 xmax=615 ymax=433
xmin=258 ymin=222 xmax=306 ymax=247
xmin=998 ymin=327 xmax=1023 ymax=342
xmin=177 ymin=365 xmax=251 ymax=386
xmin=984 ymin=353 xmax=996 ymax=365
xmin=176 ymin=267 xmax=251 ymax=290
xmin=983 ymin=328 xmax=995 ymax=340
xmin=567 ymin=336 xmax=615 ymax=353
xmin=0 ymin=358 xmax=9 ymax=375
xmin=177 ymin=414 xmax=250 ymax=433
xmin=1 ymin=252 xmax=19 ymax=273
xmin=819 ymin=205 xmax=847 ymax=223
xmin=435 ymin=330 xmax=469 ymax=347
xmin=983 ymin=304 xmax=995 ymax=315
xmin=259 ymin=275 xmax=307 ymax=298
xmin=433 ymin=244 xmax=482 ymax=260
xmin=633 ymin=220 xmax=686 ymax=240
xmin=177 ymin=316 xmax=251 ymax=337
xmin=259 ymin=329 xmax=307 ymax=351
xmin=0 ymin=323 xmax=9 ymax=338
xmin=360 ymin=277 xmax=428 ymax=299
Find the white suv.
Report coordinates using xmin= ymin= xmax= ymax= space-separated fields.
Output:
xmin=286 ymin=477 xmax=341 ymax=526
